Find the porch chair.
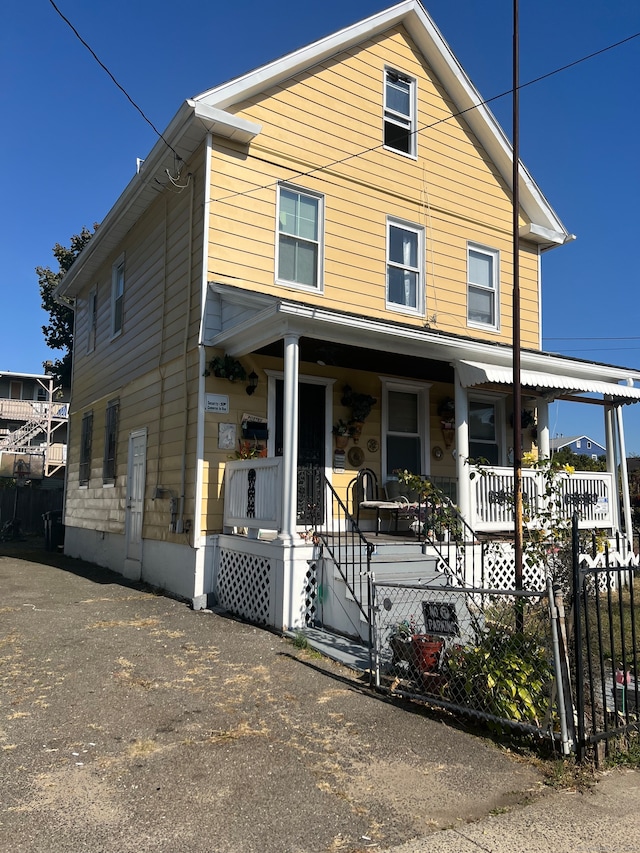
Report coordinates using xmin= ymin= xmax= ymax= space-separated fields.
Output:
xmin=350 ymin=468 xmax=416 ymax=536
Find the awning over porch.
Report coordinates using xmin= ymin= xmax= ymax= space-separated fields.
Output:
xmin=456 ymin=360 xmax=640 ymax=403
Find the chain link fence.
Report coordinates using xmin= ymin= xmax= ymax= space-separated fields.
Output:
xmin=373 ymin=580 xmax=561 ymax=739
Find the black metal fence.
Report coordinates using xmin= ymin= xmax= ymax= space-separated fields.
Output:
xmin=572 ymin=520 xmax=639 ymax=761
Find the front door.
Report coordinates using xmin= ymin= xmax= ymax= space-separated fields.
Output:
xmin=124 ymin=429 xmax=147 ymax=580
xmin=275 ymin=380 xmax=326 ymax=524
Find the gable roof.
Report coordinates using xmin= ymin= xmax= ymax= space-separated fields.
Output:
xmin=550 ymin=435 xmax=606 ymax=452
xmin=57 ymin=0 xmax=571 ymax=298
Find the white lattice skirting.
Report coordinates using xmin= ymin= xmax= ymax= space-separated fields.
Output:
xmin=217 ymin=548 xmax=272 ymax=625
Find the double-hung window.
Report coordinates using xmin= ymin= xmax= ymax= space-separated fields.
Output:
xmin=111 ymin=254 xmax=125 ymax=337
xmin=87 ymin=286 xmax=98 ymax=353
xmin=276 ymin=185 xmax=323 ymax=289
xmin=382 ymin=380 xmax=429 ymax=481
xmin=469 ymin=397 xmax=502 ymax=466
xmin=384 ymin=69 xmax=416 ymax=156
xmin=79 ymin=411 xmax=93 ymax=486
xmin=103 ymin=399 xmax=119 ymax=484
xmin=467 ymin=244 xmax=499 ymax=329
xmin=387 ymin=219 xmax=424 ymax=313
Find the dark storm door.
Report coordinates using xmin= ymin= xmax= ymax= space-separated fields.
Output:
xmin=275 ymin=380 xmax=326 ymax=524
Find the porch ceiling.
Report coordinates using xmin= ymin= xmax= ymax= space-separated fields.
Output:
xmin=256 ymin=338 xmax=454 ymax=383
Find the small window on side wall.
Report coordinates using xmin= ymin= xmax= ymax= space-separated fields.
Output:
xmin=384 ymin=69 xmax=416 ymax=157
xmin=111 ymin=255 xmax=125 ymax=337
xmin=276 ymin=185 xmax=323 ymax=290
xmin=88 ymin=286 xmax=98 ymax=353
xmin=103 ymin=399 xmax=119 ymax=484
xmin=79 ymin=411 xmax=93 ymax=486
xmin=467 ymin=244 xmax=499 ymax=330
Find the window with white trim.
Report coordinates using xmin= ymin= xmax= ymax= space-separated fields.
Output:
xmin=111 ymin=255 xmax=125 ymax=337
xmin=386 ymin=219 xmax=424 ymax=313
xmin=103 ymin=399 xmax=119 ymax=484
xmin=467 ymin=244 xmax=499 ymax=329
xmin=469 ymin=396 xmax=502 ymax=465
xmin=87 ymin=285 xmax=98 ymax=353
xmin=384 ymin=69 xmax=416 ymax=156
xmin=382 ymin=380 xmax=430 ymax=481
xmin=79 ymin=411 xmax=93 ymax=486
xmin=276 ymin=185 xmax=323 ymax=289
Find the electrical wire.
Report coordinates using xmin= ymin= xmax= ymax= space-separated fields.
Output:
xmin=47 ymin=0 xmax=640 ymax=215
xmin=211 ymin=30 xmax=640 ymax=205
xmin=47 ymin=0 xmax=182 ymax=165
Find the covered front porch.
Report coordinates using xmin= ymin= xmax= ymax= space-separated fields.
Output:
xmin=203 ymin=285 xmax=640 ymax=633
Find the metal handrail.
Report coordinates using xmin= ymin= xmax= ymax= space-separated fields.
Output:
xmin=313 ymin=474 xmax=373 ymax=626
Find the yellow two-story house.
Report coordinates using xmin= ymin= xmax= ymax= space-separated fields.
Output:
xmin=56 ymin=1 xmax=640 ymax=633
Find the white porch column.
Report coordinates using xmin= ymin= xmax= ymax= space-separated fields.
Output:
xmin=280 ymin=333 xmax=300 ymax=540
xmin=537 ymin=399 xmax=550 ymax=459
xmin=615 ymin=405 xmax=633 ymax=546
xmin=604 ymin=405 xmax=619 ymax=529
xmin=454 ymin=370 xmax=470 ymax=521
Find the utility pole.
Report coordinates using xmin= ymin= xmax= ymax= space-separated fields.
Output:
xmin=512 ymin=0 xmax=524 ymax=629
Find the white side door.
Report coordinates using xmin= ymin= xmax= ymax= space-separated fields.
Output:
xmin=124 ymin=428 xmax=147 ymax=579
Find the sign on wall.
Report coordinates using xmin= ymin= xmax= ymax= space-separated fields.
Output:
xmin=205 ymin=393 xmax=229 ymax=414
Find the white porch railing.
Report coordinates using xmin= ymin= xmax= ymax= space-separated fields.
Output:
xmin=470 ymin=466 xmax=615 ymax=532
xmin=224 ymin=457 xmax=283 ymax=532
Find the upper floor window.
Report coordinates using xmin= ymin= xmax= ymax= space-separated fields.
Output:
xmin=384 ymin=69 xmax=416 ymax=157
xmin=111 ymin=255 xmax=125 ymax=337
xmin=103 ymin=399 xmax=119 ymax=484
xmin=79 ymin=411 xmax=93 ymax=486
xmin=276 ymin=185 xmax=323 ymax=289
xmin=467 ymin=244 xmax=499 ymax=330
xmin=88 ymin=286 xmax=98 ymax=353
xmin=386 ymin=219 xmax=424 ymax=314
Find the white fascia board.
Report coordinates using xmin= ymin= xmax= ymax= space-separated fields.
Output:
xmin=195 ymin=2 xmax=417 ymax=109
xmin=56 ymin=101 xmax=200 ymax=298
xmin=193 ymin=103 xmax=261 ymax=142
xmin=519 ymin=223 xmax=575 ymax=247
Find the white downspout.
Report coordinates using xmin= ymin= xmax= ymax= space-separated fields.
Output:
xmin=615 ymin=405 xmax=633 ymax=548
xmin=192 ymin=133 xmax=213 ymax=605
xmin=454 ymin=368 xmax=470 ymax=523
xmin=178 ymin=173 xmax=196 ymax=535
xmin=280 ymin=333 xmax=300 ymax=540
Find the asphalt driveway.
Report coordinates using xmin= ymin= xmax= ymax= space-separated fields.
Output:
xmin=0 ymin=538 xmax=635 ymax=853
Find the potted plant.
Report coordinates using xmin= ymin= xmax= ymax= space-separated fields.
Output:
xmin=206 ymin=354 xmax=247 ymax=382
xmin=332 ymin=419 xmax=353 ymax=449
xmin=388 ymin=619 xmax=414 ymax=666
xmin=341 ymin=385 xmax=377 ymax=443
xmin=437 ymin=397 xmax=455 ymax=447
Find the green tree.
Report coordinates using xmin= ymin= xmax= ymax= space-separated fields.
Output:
xmin=37 ymin=225 xmax=97 ymax=387
xmin=551 ymin=447 xmax=606 ymax=472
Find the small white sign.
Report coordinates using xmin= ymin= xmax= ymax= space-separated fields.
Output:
xmin=205 ymin=393 xmax=229 ymax=414
xmin=595 ymin=496 xmax=609 ymax=514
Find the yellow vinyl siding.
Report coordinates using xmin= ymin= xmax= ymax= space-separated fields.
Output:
xmin=66 ymin=149 xmax=205 ymax=541
xmin=209 ymin=26 xmax=540 ymax=350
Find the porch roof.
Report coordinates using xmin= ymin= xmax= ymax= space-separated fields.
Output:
xmin=457 ymin=360 xmax=640 ymax=404
xmin=207 ymin=285 xmax=640 ymax=403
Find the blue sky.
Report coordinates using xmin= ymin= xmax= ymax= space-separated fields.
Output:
xmin=2 ymin=1 xmax=639 ymax=450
